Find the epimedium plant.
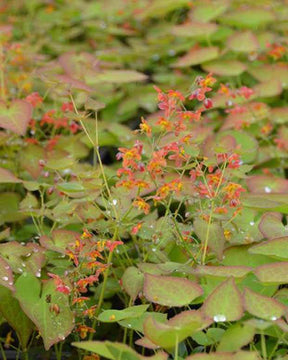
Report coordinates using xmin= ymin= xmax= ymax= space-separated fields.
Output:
xmin=0 ymin=1 xmax=288 ymax=360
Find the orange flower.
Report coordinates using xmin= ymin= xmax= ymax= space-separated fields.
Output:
xmin=133 ymin=197 xmax=150 ymax=214
xmin=139 ymin=117 xmax=152 ymax=136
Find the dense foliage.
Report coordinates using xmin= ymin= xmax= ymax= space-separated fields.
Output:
xmin=0 ymin=1 xmax=288 ymax=359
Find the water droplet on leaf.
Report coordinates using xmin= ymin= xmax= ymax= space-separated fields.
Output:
xmin=213 ymin=314 xmax=226 ymax=322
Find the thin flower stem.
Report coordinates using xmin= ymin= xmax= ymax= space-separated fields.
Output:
xmin=201 ymin=203 xmax=214 ymax=265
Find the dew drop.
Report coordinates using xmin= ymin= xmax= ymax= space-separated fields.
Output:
xmin=127 ymin=324 xmax=132 ymax=328
xmin=33 ymin=248 xmax=39 ymax=253
xmin=213 ymin=314 xmax=226 ymax=322
xmin=25 ymin=252 xmax=32 ymax=257
xmin=8 ymin=282 xmax=13 ymax=286
xmin=20 ymin=242 xmax=26 ymax=246
xmin=112 ymin=199 xmax=117 ymax=205
xmin=18 ymin=268 xmax=23 ymax=273
xmin=270 ymin=316 xmax=278 ymax=321
xmin=36 ymin=270 xmax=41 ymax=278
xmin=151 ymin=248 xmax=156 ymax=252
xmin=22 ymin=263 xmax=26 ymax=267
xmin=58 ymin=335 xmax=65 ymax=341
xmin=4 ymin=265 xmax=10 ymax=270
xmin=2 ymin=276 xmax=8 ymax=281
xmin=264 ymin=186 xmax=271 ymax=193
xmin=250 ymin=221 xmax=255 ymax=226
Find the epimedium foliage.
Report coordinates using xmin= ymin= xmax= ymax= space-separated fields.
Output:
xmin=0 ymin=1 xmax=288 ymax=360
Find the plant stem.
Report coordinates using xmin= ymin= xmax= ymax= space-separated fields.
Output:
xmin=174 ymin=333 xmax=179 ymax=360
xmin=201 ymin=204 xmax=214 ymax=265
xmin=0 ymin=343 xmax=7 ymax=360
xmin=261 ymin=331 xmax=267 ymax=360
xmin=89 ymin=249 xmax=114 ymax=339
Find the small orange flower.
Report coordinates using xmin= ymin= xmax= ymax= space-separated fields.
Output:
xmin=133 ymin=197 xmax=150 ymax=214
xmin=139 ymin=117 xmax=152 ymax=136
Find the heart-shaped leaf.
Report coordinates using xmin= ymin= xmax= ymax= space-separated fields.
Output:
xmin=190 ymin=1 xmax=228 ymax=22
xmin=186 ymin=351 xmax=259 ymax=360
xmin=227 ymin=31 xmax=259 ymax=52
xmin=0 ymin=168 xmax=22 ymax=183
xmin=220 ymin=8 xmax=275 ymax=29
xmin=72 ymin=340 xmax=168 ymax=360
xmin=172 ymin=47 xmax=219 ymax=68
xmin=249 ymin=237 xmax=288 ymax=260
xmin=258 ymin=213 xmax=288 ymax=239
xmin=246 ymin=175 xmax=288 ymax=194
xmin=118 ymin=311 xmax=167 ymax=333
xmin=171 ymin=22 xmax=218 ymax=38
xmin=122 ymin=266 xmax=144 ymax=300
xmin=143 ymin=274 xmax=203 ymax=307
xmin=217 ymin=323 xmax=255 ymax=352
xmin=195 ymin=265 xmax=252 ymax=279
xmin=40 ymin=230 xmax=80 ymax=254
xmin=242 ymin=194 xmax=288 ymax=214
xmin=0 ymin=257 xmax=14 ymax=291
xmin=202 ymin=278 xmax=243 ymax=322
xmin=143 ymin=311 xmax=208 ymax=349
xmin=85 ymin=70 xmax=147 ymax=84
xmin=0 ymin=285 xmax=34 ymax=349
xmin=194 ymin=218 xmax=225 ymax=260
xmin=0 ymin=100 xmax=32 ymax=136
xmin=254 ymin=262 xmax=288 ymax=284
xmin=243 ymin=287 xmax=286 ymax=321
xmin=248 ymin=64 xmax=288 ymax=89
xmin=98 ymin=305 xmax=149 ymax=323
xmin=15 ymin=273 xmax=74 ymax=350
xmin=202 ymin=60 xmax=246 ymax=76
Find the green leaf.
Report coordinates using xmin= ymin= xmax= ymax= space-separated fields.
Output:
xmin=223 ymin=245 xmax=275 ymax=267
xmin=243 ymin=287 xmax=286 ymax=321
xmin=0 ymin=192 xmax=26 ymax=225
xmin=57 ymin=182 xmax=85 ymax=193
xmin=192 ymin=328 xmax=225 ymax=346
xmin=252 ymin=79 xmax=282 ymax=98
xmin=190 ymin=1 xmax=228 ymax=22
xmin=85 ymin=70 xmax=147 ymax=84
xmin=172 ymin=47 xmax=219 ymax=68
xmin=220 ymin=8 xmax=275 ymax=29
xmin=217 ymin=323 xmax=255 ymax=352
xmin=122 ymin=267 xmax=144 ymax=301
xmin=254 ymin=262 xmax=288 ymax=284
xmin=14 ymin=273 xmax=74 ymax=350
xmin=248 ymin=64 xmax=288 ymax=89
xmin=171 ymin=22 xmax=218 ymax=38
xmin=143 ymin=311 xmax=207 ymax=349
xmin=0 ymin=286 xmax=34 ymax=349
xmin=118 ymin=311 xmax=167 ymax=333
xmin=19 ymin=144 xmax=46 ymax=179
xmin=98 ymin=304 xmax=149 ymax=323
xmin=242 ymin=194 xmax=288 ymax=214
xmin=136 ymin=0 xmax=190 ymax=19
xmin=72 ymin=340 xmax=168 ymax=360
xmin=194 ymin=218 xmax=225 ymax=260
xmin=143 ymin=274 xmax=203 ymax=307
xmin=247 ymin=176 xmax=288 ymax=194
xmin=249 ymin=237 xmax=288 ymax=260
xmin=0 ymin=100 xmax=32 ymax=136
xmin=202 ymin=60 xmax=246 ymax=76
xmin=202 ymin=278 xmax=243 ymax=322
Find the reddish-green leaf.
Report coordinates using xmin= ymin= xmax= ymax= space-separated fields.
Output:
xmin=85 ymin=70 xmax=147 ymax=84
xmin=0 ymin=168 xmax=22 ymax=183
xmin=98 ymin=305 xmax=149 ymax=323
xmin=202 ymin=60 xmax=246 ymax=76
xmin=171 ymin=22 xmax=218 ymax=38
xmin=172 ymin=47 xmax=219 ymax=68
xmin=195 ymin=265 xmax=252 ymax=279
xmin=254 ymin=262 xmax=288 ymax=284
xmin=0 ymin=257 xmax=14 ymax=291
xmin=258 ymin=213 xmax=287 ymax=239
xmin=246 ymin=175 xmax=288 ymax=194
xmin=220 ymin=8 xmax=275 ymax=29
xmin=40 ymin=230 xmax=80 ymax=254
xmin=202 ymin=278 xmax=244 ymax=322
xmin=143 ymin=274 xmax=203 ymax=307
xmin=248 ymin=64 xmax=288 ymax=89
xmin=122 ymin=266 xmax=144 ymax=300
xmin=194 ymin=218 xmax=225 ymax=260
xmin=0 ymin=100 xmax=32 ymax=136
xmin=249 ymin=237 xmax=288 ymax=260
xmin=227 ymin=31 xmax=259 ymax=52
xmin=15 ymin=273 xmax=74 ymax=350
xmin=186 ymin=351 xmax=259 ymax=360
xmin=243 ymin=287 xmax=286 ymax=321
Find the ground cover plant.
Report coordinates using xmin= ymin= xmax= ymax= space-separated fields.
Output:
xmin=0 ymin=0 xmax=288 ymax=359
